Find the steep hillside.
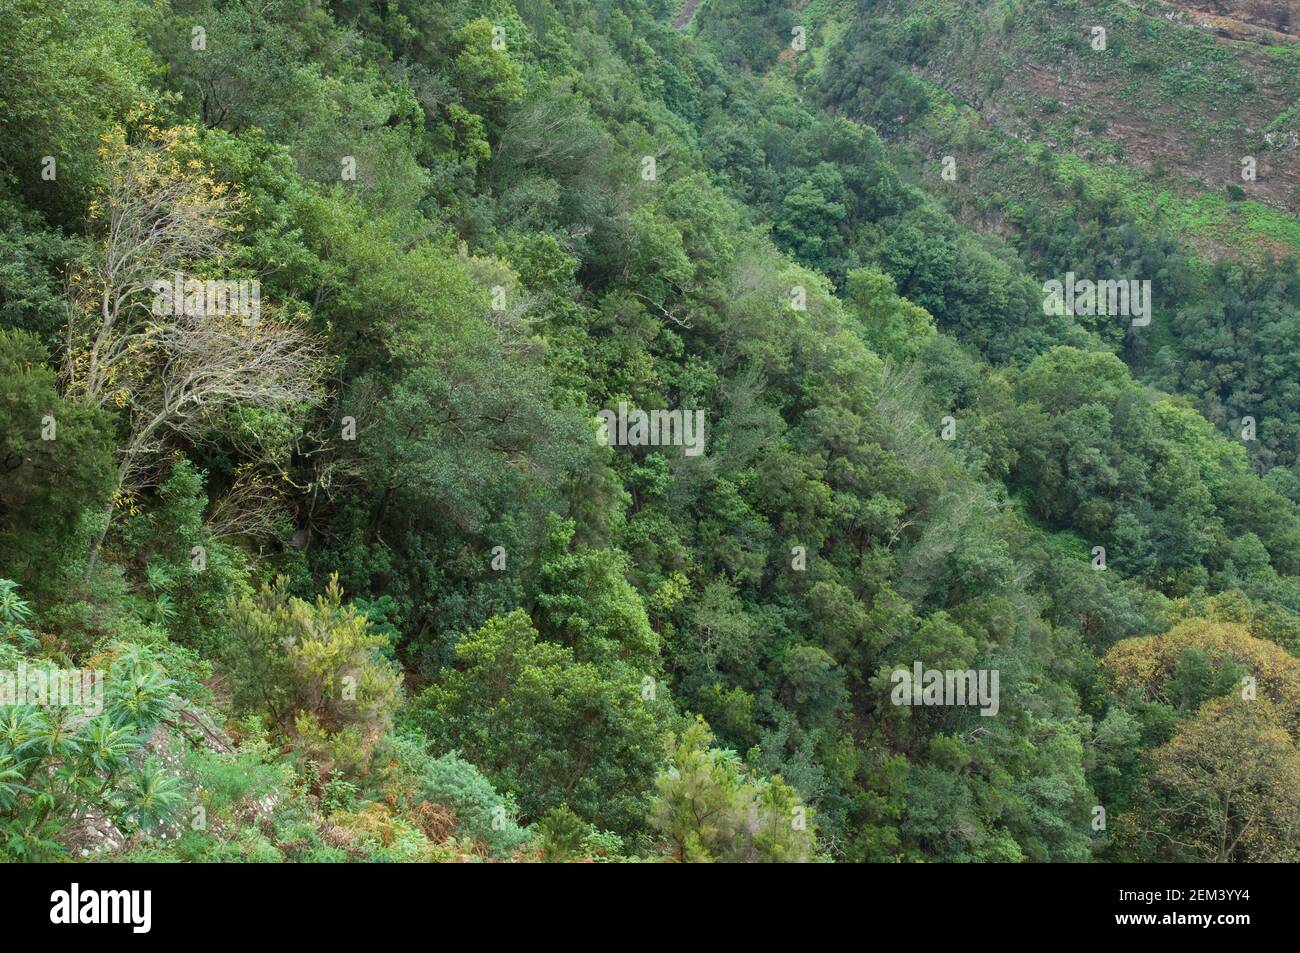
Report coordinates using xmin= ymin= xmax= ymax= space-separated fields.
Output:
xmin=815 ymin=0 xmax=1300 ymax=258
xmin=689 ymin=0 xmax=1300 ymax=467
xmin=1170 ymin=0 xmax=1296 ymax=38
xmin=1 ymin=0 xmax=1299 ymax=867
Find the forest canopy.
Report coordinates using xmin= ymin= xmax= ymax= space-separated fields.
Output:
xmin=1 ymin=0 xmax=1298 ymax=864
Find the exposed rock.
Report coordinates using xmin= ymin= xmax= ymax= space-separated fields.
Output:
xmin=61 ymin=809 xmax=128 ymax=858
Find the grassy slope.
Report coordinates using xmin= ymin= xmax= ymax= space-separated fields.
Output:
xmin=798 ymin=0 xmax=1300 ymax=261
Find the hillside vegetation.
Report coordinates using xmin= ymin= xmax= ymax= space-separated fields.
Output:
xmin=0 ymin=0 xmax=1297 ymax=862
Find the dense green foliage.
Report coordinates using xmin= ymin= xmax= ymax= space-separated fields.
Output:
xmin=1 ymin=0 xmax=1297 ymax=862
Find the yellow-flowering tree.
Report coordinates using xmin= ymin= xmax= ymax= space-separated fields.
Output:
xmin=62 ymin=119 xmax=323 ymax=570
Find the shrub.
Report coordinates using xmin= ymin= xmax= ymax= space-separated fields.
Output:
xmin=224 ymin=575 xmax=403 ymax=778
xmin=419 ymin=751 xmax=530 ymax=858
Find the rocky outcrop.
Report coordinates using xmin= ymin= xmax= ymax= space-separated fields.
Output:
xmin=55 ymin=700 xmax=239 ymax=858
xmin=1165 ymin=0 xmax=1297 ymax=40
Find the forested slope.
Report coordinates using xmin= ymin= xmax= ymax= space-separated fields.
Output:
xmin=0 ymin=0 xmax=1298 ymax=862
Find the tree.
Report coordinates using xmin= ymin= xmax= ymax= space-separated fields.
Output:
xmin=533 ymin=515 xmax=662 ymax=670
xmin=1103 ymin=619 xmax=1300 ymax=733
xmin=61 ymin=122 xmax=323 ymax=571
xmin=845 ymin=266 xmax=936 ymax=362
xmin=453 ymin=18 xmax=524 ymax=116
xmin=1123 ymin=697 xmax=1300 ymax=862
xmin=0 ymin=330 xmax=115 ymax=589
xmin=0 ymin=0 xmax=159 ymax=221
xmin=650 ymin=716 xmax=819 ymax=862
xmin=417 ymin=610 xmax=672 ymax=833
xmin=225 ymin=575 xmax=403 ymax=779
xmin=773 ymin=164 xmax=850 ymax=279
